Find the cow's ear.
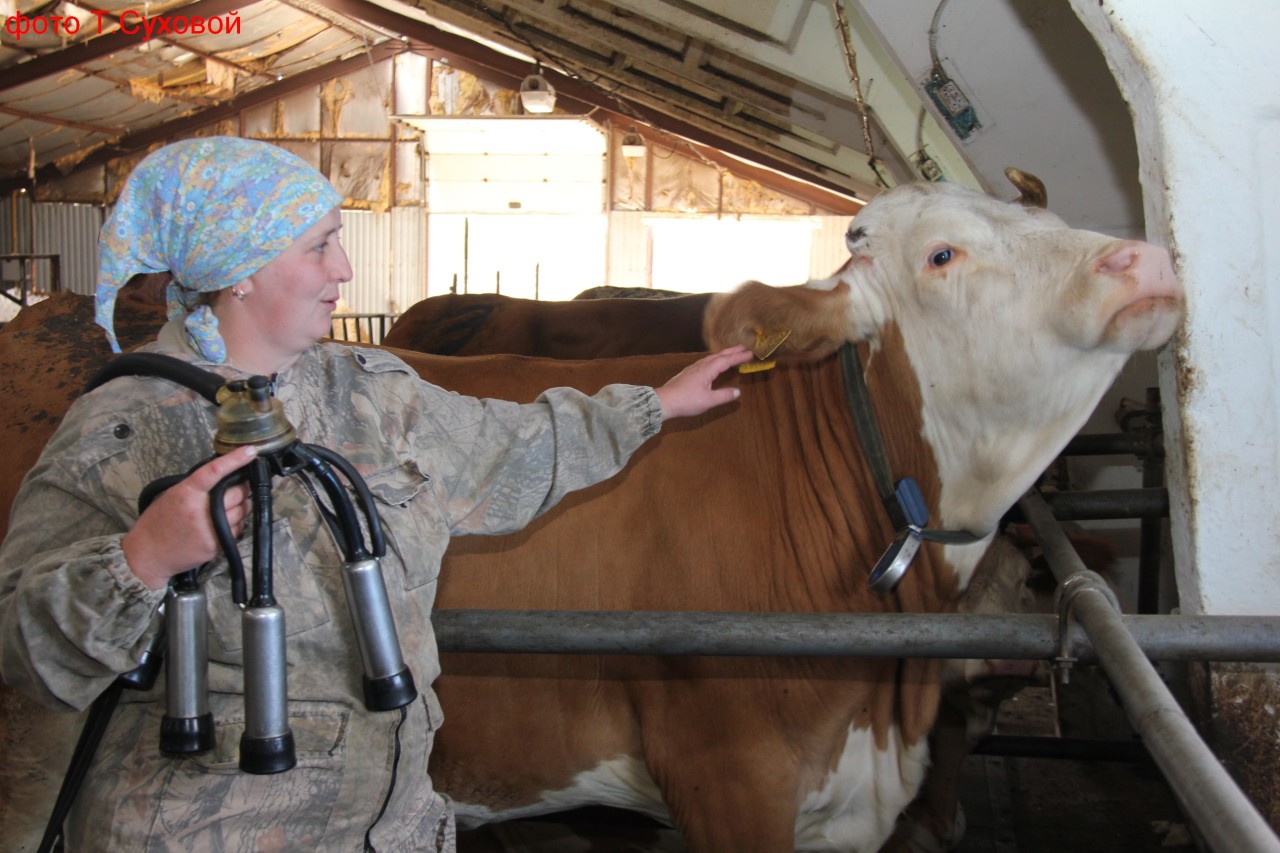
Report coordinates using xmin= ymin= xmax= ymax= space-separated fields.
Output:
xmin=703 ymin=280 xmax=872 ymax=360
xmin=1005 ymin=167 xmax=1047 ymax=208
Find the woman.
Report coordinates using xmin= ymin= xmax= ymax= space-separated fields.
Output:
xmin=0 ymin=136 xmax=751 ymax=851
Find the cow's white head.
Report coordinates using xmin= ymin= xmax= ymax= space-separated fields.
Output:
xmin=705 ymin=178 xmax=1183 ymax=545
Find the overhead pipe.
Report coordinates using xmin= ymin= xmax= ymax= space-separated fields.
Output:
xmin=1018 ymin=488 xmax=1280 ymax=853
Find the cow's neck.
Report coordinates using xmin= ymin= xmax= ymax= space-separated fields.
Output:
xmin=892 ymin=319 xmax=1128 ymax=567
xmin=851 ymin=328 xmax=979 ymax=604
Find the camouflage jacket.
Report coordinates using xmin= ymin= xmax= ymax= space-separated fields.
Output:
xmin=0 ymin=319 xmax=662 ymax=852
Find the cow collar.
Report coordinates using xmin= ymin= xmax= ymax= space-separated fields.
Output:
xmin=836 ymin=343 xmax=990 ymax=593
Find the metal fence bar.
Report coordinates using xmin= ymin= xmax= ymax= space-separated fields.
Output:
xmin=1062 ymin=432 xmax=1152 ymax=456
xmin=433 ymin=610 xmax=1280 ymax=662
xmin=1040 ymin=486 xmax=1168 ymax=520
xmin=329 ymin=313 xmax=400 ymax=345
xmin=1019 ymin=488 xmax=1280 ymax=853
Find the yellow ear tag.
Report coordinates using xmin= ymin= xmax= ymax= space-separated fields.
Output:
xmin=740 ymin=327 xmax=791 ymax=373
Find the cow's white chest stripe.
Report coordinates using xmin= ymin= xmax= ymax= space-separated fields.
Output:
xmin=453 ymin=728 xmax=926 ymax=852
xmin=450 ymin=755 xmax=671 ymax=829
xmin=797 ymin=724 xmax=929 ymax=851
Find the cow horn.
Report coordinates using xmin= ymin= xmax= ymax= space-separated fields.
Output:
xmin=1004 ymin=167 xmax=1047 ymax=208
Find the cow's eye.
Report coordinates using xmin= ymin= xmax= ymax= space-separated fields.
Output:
xmin=929 ymin=247 xmax=955 ymax=268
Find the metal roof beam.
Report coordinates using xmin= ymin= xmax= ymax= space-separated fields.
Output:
xmin=306 ymin=0 xmax=870 ymax=197
xmin=0 ymin=40 xmax=401 ymax=195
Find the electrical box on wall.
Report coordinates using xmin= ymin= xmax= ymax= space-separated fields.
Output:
xmin=924 ymin=72 xmax=982 ymax=141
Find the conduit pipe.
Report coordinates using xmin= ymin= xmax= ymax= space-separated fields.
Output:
xmin=1018 ymin=488 xmax=1280 ymax=853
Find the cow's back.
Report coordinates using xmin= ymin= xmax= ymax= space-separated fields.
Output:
xmin=383 ymin=293 xmax=711 ymax=358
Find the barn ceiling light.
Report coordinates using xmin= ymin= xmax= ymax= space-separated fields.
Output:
xmin=519 ymin=63 xmax=556 ymax=114
xmin=620 ymin=127 xmax=646 ymax=159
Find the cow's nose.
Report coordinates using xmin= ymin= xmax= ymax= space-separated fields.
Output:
xmin=1096 ymin=240 xmax=1180 ymax=301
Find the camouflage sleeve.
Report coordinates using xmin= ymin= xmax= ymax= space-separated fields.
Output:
xmin=367 ymin=363 xmax=662 ymax=536
xmin=0 ymin=402 xmax=171 ymax=711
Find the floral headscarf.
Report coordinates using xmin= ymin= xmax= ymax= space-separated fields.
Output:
xmin=95 ymin=136 xmax=343 ymax=362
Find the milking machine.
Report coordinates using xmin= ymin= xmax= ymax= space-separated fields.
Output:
xmin=38 ymin=353 xmax=416 ymax=851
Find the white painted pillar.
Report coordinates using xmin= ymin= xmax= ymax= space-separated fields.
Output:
xmin=1070 ymin=0 xmax=1280 ymax=827
xmin=1070 ymin=0 xmax=1280 ymax=617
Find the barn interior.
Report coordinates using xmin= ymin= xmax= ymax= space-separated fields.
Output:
xmin=0 ymin=1 xmax=1276 ymax=851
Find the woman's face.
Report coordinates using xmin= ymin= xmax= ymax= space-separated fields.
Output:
xmin=238 ymin=207 xmax=352 ymax=362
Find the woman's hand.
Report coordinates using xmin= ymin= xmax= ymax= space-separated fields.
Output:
xmin=654 ymin=345 xmax=753 ymax=420
xmin=122 ymin=445 xmax=258 ymax=590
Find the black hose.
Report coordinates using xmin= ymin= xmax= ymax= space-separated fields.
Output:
xmin=209 ymin=469 xmax=250 ymax=605
xmin=85 ymin=352 xmax=224 ymax=403
xmin=248 ymin=458 xmax=274 ymax=605
xmin=305 ymin=444 xmax=386 ymax=559
xmin=289 ymin=444 xmax=368 ymax=562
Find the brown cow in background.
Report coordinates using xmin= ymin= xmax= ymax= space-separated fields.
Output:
xmin=382 ymin=291 xmax=710 ymax=358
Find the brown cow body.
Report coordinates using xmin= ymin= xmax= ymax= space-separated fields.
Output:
xmin=382 ymin=292 xmax=710 ymax=358
xmin=426 ymin=343 xmax=945 ymax=853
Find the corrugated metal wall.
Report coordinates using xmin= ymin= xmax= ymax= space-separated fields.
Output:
xmin=606 ymin=211 xmax=649 ymax=288
xmin=339 ymin=208 xmax=426 ymax=315
xmin=0 ymin=201 xmax=101 ymax=320
xmin=390 ymin=208 xmax=427 ymax=314
xmin=0 ymin=194 xmax=30 ymax=258
xmin=33 ymin=203 xmax=102 ymax=294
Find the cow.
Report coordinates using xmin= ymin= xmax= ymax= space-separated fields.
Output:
xmin=419 ymin=180 xmax=1180 ymax=850
xmin=0 ymin=177 xmax=1181 ymax=852
xmin=381 ymin=291 xmax=710 ymax=358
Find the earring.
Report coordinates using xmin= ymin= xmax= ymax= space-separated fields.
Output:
xmin=232 ymin=287 xmax=246 ymax=301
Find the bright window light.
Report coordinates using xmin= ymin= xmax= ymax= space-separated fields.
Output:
xmin=429 ymin=214 xmax=607 ymax=301
xmin=648 ymin=218 xmax=818 ymax=293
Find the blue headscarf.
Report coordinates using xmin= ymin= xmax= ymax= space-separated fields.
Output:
xmin=95 ymin=136 xmax=343 ymax=362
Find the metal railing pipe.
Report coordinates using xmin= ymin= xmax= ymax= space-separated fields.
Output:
xmin=1040 ymin=487 xmax=1168 ymax=520
xmin=433 ymin=610 xmax=1280 ymax=663
xmin=1019 ymin=488 xmax=1280 ymax=853
xmin=1063 ymin=432 xmax=1152 ymax=456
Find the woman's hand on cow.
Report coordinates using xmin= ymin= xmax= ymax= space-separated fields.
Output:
xmin=121 ymin=445 xmax=258 ymax=590
xmin=655 ymin=345 xmax=753 ymax=420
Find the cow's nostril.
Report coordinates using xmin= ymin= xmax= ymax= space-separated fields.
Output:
xmin=1099 ymin=242 xmax=1140 ymax=274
